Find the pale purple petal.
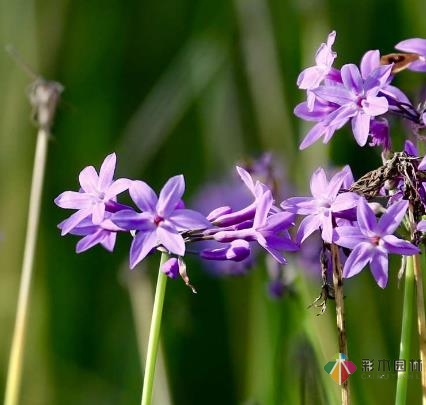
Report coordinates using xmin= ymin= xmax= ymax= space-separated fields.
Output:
xmin=343 ymin=243 xmax=372 ymax=278
xmin=79 ymin=166 xmax=99 ymax=193
xmin=54 ymin=191 xmax=92 ymax=209
xmin=60 ymin=208 xmax=93 ymax=235
xmin=351 ymin=112 xmax=370 ymax=146
xmin=297 ymin=215 xmax=322 ymax=243
xmin=253 ymin=191 xmax=273 ymax=228
xmin=395 ymin=38 xmax=426 ymax=55
xmin=105 ymin=178 xmax=131 ymax=200
xmin=332 ymin=192 xmax=359 ymax=212
xmin=112 ymin=210 xmax=155 ymax=231
xmin=378 ymin=200 xmax=408 ymax=234
xmin=92 ymin=202 xmax=106 ymax=225
xmin=157 ymin=175 xmax=185 ymax=217
xmin=76 ymin=231 xmax=105 ymax=253
xmin=157 ymin=224 xmax=185 ymax=256
xmin=129 ymin=180 xmax=158 ymax=212
xmin=129 ymin=231 xmax=158 ymax=269
xmin=334 ymin=225 xmax=366 ymax=249
xmin=369 ymin=252 xmax=388 ymax=288
xmin=98 ymin=153 xmax=116 ymax=190
xmin=326 ymin=168 xmax=348 ymax=198
xmin=360 ymin=50 xmax=381 ymax=79
xmin=382 ymin=235 xmax=419 ymax=255
xmin=310 ymin=168 xmax=328 ymax=199
xmin=281 ymin=197 xmax=317 ymax=215
xmin=341 ymin=64 xmax=363 ymax=94
xmin=362 ymin=96 xmax=388 ymax=116
xmin=236 ymin=166 xmax=256 ymax=194
xmin=169 ymin=209 xmax=211 ymax=231
xmin=101 ymin=232 xmax=117 ymax=251
xmin=356 ymin=198 xmax=377 ymax=235
xmin=299 ymin=122 xmax=328 ymax=150
xmin=321 ymin=211 xmax=333 ymax=243
xmin=262 ymin=211 xmax=295 ymax=232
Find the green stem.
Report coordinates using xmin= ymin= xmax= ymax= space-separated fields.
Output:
xmin=414 ymin=253 xmax=426 ymax=404
xmin=141 ymin=253 xmax=169 ymax=405
xmin=395 ymin=255 xmax=415 ymax=405
xmin=4 ymin=127 xmax=49 ymax=405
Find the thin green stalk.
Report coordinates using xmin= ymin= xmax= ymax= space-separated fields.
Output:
xmin=4 ymin=78 xmax=62 ymax=405
xmin=395 ymin=255 xmax=415 ymax=405
xmin=413 ymin=253 xmax=426 ymax=404
xmin=141 ymin=253 xmax=169 ymax=405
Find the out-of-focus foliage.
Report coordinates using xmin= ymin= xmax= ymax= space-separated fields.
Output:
xmin=0 ymin=0 xmax=425 ymax=404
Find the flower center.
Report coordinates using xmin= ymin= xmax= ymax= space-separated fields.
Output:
xmin=154 ymin=215 xmax=164 ymax=226
xmin=370 ymin=235 xmax=380 ymax=246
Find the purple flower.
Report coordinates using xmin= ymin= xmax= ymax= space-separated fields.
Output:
xmin=395 ymin=38 xmax=426 ymax=72
xmin=55 ymin=153 xmax=131 ymax=235
xmin=297 ymin=31 xmax=340 ymax=109
xmin=334 ymin=199 xmax=419 ymax=288
xmin=214 ymin=190 xmax=298 ymax=264
xmin=282 ymin=166 xmax=359 ymax=243
xmin=112 ymin=175 xmax=211 ymax=269
xmin=309 ymin=63 xmax=392 ymax=147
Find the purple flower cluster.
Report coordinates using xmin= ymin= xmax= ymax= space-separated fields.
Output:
xmin=295 ymin=32 xmax=426 ymax=151
xmin=55 ymin=32 xmax=426 ymax=293
xmin=55 ymin=153 xmax=298 ymax=288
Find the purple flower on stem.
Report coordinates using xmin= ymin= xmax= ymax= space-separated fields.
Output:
xmin=334 ymin=199 xmax=419 ymax=288
xmin=214 ymin=190 xmax=298 ymax=264
xmin=55 ymin=153 xmax=131 ymax=234
xmin=282 ymin=166 xmax=359 ymax=244
xmin=112 ymin=175 xmax=211 ymax=269
xmin=297 ymin=31 xmax=340 ymax=109
xmin=309 ymin=63 xmax=392 ymax=147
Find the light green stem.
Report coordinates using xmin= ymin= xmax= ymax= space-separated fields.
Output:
xmin=4 ymin=128 xmax=49 ymax=405
xmin=395 ymin=255 xmax=415 ymax=405
xmin=141 ymin=253 xmax=169 ymax=405
xmin=414 ymin=253 xmax=426 ymax=404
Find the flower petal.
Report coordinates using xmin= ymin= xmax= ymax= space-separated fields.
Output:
xmin=296 ymin=215 xmax=322 ymax=243
xmin=334 ymin=225 xmax=366 ymax=249
xmin=169 ymin=209 xmax=211 ymax=231
xmin=98 ymin=153 xmax=116 ymax=191
xmin=129 ymin=180 xmax=158 ymax=212
xmin=378 ymin=200 xmax=408 ymax=234
xmin=356 ymin=198 xmax=377 ymax=235
xmin=54 ymin=191 xmax=92 ymax=209
xmin=369 ymin=252 xmax=388 ymax=288
xmin=129 ymin=231 xmax=158 ymax=269
xmin=157 ymin=175 xmax=185 ymax=217
xmin=157 ymin=223 xmax=185 ymax=256
xmin=343 ymin=243 xmax=372 ymax=279
xmin=79 ymin=166 xmax=99 ymax=193
xmin=382 ymin=235 xmax=419 ymax=255
xmin=60 ymin=208 xmax=93 ymax=235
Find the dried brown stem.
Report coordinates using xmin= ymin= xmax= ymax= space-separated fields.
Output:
xmin=331 ymin=243 xmax=349 ymax=405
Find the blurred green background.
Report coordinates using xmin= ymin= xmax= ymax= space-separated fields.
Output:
xmin=1 ymin=0 xmax=425 ymax=404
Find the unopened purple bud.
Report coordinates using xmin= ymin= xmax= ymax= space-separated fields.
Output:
xmin=213 ymin=202 xmax=257 ymax=227
xmin=268 ymin=280 xmax=286 ymax=299
xmin=161 ymin=257 xmax=179 ymax=279
xmin=213 ymin=229 xmax=254 ymax=243
xmin=201 ymin=240 xmax=251 ymax=262
xmin=207 ymin=206 xmax=233 ymax=221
